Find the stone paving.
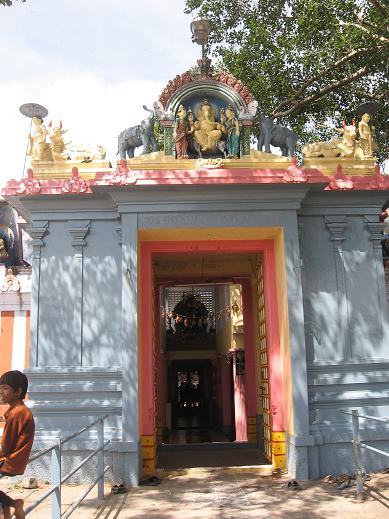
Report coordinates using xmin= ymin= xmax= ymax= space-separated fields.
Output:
xmin=2 ymin=470 xmax=389 ymax=518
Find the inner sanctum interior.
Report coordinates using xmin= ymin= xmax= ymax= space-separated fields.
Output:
xmin=152 ymin=251 xmax=274 ymax=468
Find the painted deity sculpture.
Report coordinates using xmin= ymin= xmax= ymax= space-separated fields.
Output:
xmin=303 ymin=115 xmax=379 ymax=160
xmin=358 ymin=113 xmax=378 ymax=158
xmin=173 ymin=104 xmax=190 ymax=159
xmin=193 ymin=99 xmax=223 ymax=152
xmin=49 ymin=121 xmax=69 ymax=161
xmin=224 ymin=105 xmax=241 ymax=158
xmin=28 ymin=116 xmax=52 ymax=161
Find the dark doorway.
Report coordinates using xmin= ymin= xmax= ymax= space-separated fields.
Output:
xmin=168 ymin=360 xmax=219 ymax=443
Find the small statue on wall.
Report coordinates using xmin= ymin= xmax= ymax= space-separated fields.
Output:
xmin=49 ymin=121 xmax=69 ymax=160
xmin=173 ymin=104 xmax=190 ymax=159
xmin=224 ymin=105 xmax=241 ymax=158
xmin=302 ymin=115 xmax=379 ymax=160
xmin=257 ymin=112 xmax=298 ymax=157
xmin=0 ymin=268 xmax=20 ymax=293
xmin=358 ymin=113 xmax=378 ymax=158
xmin=0 ymin=237 xmax=8 ymax=259
xmin=193 ymin=99 xmax=224 ymax=153
xmin=28 ymin=116 xmax=52 ymax=161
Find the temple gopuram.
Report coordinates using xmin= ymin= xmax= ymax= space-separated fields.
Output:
xmin=2 ymin=19 xmax=389 ymax=485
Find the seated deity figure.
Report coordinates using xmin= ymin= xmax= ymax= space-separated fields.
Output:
xmin=358 ymin=113 xmax=378 ymax=157
xmin=28 ymin=116 xmax=52 ymax=161
xmin=193 ymin=99 xmax=223 ymax=152
xmin=173 ymin=104 xmax=190 ymax=159
xmin=224 ymin=105 xmax=241 ymax=158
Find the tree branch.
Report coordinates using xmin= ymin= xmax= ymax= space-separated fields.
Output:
xmin=367 ymin=0 xmax=389 ymax=15
xmin=271 ymin=48 xmax=367 ymax=115
xmin=272 ymin=65 xmax=372 ymax=119
xmin=341 ymin=21 xmax=389 ymax=42
xmin=356 ymin=15 xmax=389 ymax=39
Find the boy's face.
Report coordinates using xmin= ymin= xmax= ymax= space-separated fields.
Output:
xmin=0 ymin=384 xmax=22 ymax=405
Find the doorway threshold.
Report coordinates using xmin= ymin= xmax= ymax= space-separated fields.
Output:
xmin=160 ymin=441 xmax=260 ymax=450
xmin=156 ymin=465 xmax=273 ymax=477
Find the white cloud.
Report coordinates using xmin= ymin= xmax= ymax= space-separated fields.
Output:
xmin=0 ymin=0 xmax=205 ymax=187
xmin=0 ymin=74 xmax=164 ymax=187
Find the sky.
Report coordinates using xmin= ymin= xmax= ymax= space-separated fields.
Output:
xmin=0 ymin=0 xmax=200 ymax=186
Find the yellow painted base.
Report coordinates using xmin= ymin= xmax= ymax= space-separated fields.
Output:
xmin=141 ymin=435 xmax=157 ymax=475
xmin=120 ymin=149 xmax=291 ymax=170
xmin=271 ymin=431 xmax=286 ymax=469
xmin=303 ymin=156 xmax=376 ymax=176
xmin=30 ymin=160 xmax=112 ymax=179
xmin=247 ymin=416 xmax=258 ymax=443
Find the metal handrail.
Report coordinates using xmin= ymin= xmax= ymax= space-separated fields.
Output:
xmin=60 ymin=415 xmax=109 ymax=445
xmin=21 ymin=415 xmax=111 ymax=517
xmin=341 ymin=409 xmax=389 ymax=501
xmin=341 ymin=411 xmax=389 ymax=424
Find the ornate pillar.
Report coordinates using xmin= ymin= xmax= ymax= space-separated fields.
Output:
xmin=365 ymin=216 xmax=386 ymax=342
xmin=28 ymin=220 xmax=48 ymax=367
xmin=324 ymin=216 xmax=350 ymax=360
xmin=68 ymin=220 xmax=90 ymax=365
xmin=160 ymin=120 xmax=174 ymax=156
xmin=239 ymin=119 xmax=253 ymax=157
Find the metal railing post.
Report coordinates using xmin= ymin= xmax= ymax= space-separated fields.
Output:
xmin=351 ymin=409 xmax=364 ymax=501
xmin=97 ymin=418 xmax=104 ymax=500
xmin=51 ymin=438 xmax=62 ymax=519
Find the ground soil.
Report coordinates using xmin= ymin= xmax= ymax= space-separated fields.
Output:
xmin=2 ymin=470 xmax=389 ymax=518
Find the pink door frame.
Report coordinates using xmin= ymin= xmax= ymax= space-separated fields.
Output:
xmin=139 ymin=239 xmax=285 ymax=440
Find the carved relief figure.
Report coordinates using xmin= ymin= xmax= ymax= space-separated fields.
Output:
xmin=173 ymin=104 xmax=190 ymax=159
xmin=224 ymin=105 xmax=241 ymax=158
xmin=193 ymin=99 xmax=223 ymax=152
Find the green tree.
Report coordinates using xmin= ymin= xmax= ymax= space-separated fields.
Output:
xmin=185 ymin=0 xmax=389 ymax=155
xmin=0 ymin=0 xmax=26 ymax=5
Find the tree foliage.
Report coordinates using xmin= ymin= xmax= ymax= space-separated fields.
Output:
xmin=0 ymin=0 xmax=26 ymax=5
xmin=185 ymin=0 xmax=389 ymax=155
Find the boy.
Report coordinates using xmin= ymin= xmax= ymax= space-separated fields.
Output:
xmin=0 ymin=370 xmax=35 ymax=519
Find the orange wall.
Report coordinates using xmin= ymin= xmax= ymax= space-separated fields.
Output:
xmin=0 ymin=311 xmax=30 ymax=421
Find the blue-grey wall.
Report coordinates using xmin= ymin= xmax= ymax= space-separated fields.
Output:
xmin=299 ymin=191 xmax=389 ymax=477
xmin=12 ymin=184 xmax=389 ymax=483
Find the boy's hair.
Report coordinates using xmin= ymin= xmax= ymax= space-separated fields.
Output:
xmin=0 ymin=370 xmax=28 ymax=399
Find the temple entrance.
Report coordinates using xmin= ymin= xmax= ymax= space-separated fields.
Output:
xmin=139 ymin=235 xmax=287 ymax=472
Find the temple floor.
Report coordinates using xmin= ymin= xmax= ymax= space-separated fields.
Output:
xmin=156 ymin=444 xmax=269 ymax=469
xmin=168 ymin=416 xmax=233 ymax=444
xmin=158 ymin=415 xmax=268 ymax=469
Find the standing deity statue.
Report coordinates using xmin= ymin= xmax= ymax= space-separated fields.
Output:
xmin=358 ymin=113 xmax=378 ymax=158
xmin=224 ymin=105 xmax=241 ymax=158
xmin=28 ymin=116 xmax=52 ymax=161
xmin=173 ymin=104 xmax=190 ymax=159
